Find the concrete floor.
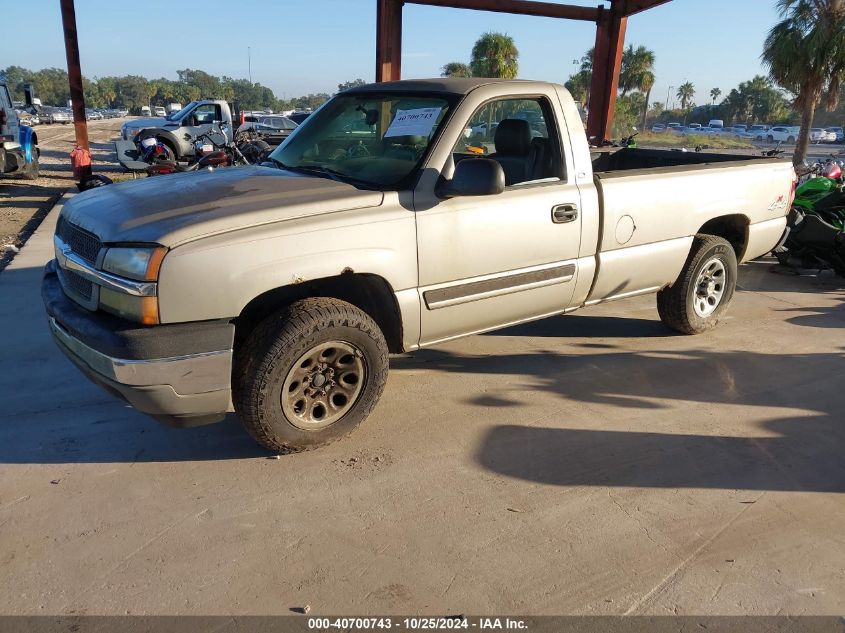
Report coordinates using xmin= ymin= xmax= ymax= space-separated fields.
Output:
xmin=1 ymin=202 xmax=844 ymax=616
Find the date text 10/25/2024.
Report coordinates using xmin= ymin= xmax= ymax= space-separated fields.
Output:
xmin=307 ymin=617 xmax=529 ymax=630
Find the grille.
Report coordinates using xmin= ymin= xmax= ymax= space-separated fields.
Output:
xmin=56 ymin=216 xmax=101 ymax=264
xmin=62 ymin=268 xmax=93 ymax=300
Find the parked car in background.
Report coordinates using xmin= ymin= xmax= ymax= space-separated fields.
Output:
xmin=667 ymin=122 xmax=682 ymax=132
xmin=825 ymin=127 xmax=844 ymax=143
xmin=154 ymin=106 xmax=167 ymax=117
xmin=287 ymin=111 xmax=312 ymax=125
xmin=237 ymin=115 xmax=299 ymax=146
xmin=651 ymin=123 xmax=666 ymax=133
xmin=767 ymin=126 xmax=799 ymax=143
xmin=733 ymin=124 xmax=747 ymax=133
xmin=708 ymin=120 xmax=724 ymax=129
xmin=51 ymin=108 xmax=72 ymax=124
xmin=140 ymin=106 xmax=152 ymax=116
xmin=809 ymin=128 xmax=828 ymax=144
xmin=748 ymin=124 xmax=769 ymax=140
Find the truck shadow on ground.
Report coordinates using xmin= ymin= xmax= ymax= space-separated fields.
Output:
xmin=394 ymin=323 xmax=845 ymax=493
xmin=0 ymin=410 xmax=273 ymax=464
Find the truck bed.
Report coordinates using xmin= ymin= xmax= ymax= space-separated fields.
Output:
xmin=592 ymin=147 xmax=774 ymax=176
xmin=583 ymin=148 xmax=794 ymax=306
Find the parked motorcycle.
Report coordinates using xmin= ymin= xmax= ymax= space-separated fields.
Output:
xmin=776 ymin=158 xmax=845 ymax=275
xmin=146 ymin=123 xmax=254 ymax=177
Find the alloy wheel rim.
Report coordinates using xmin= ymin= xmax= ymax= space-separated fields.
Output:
xmin=281 ymin=341 xmax=366 ymax=430
xmin=693 ymin=257 xmax=726 ymax=318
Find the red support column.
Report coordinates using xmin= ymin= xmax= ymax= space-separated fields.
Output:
xmin=60 ymin=0 xmax=91 ymax=158
xmin=586 ymin=6 xmax=627 ymax=141
xmin=376 ymin=0 xmax=403 ymax=82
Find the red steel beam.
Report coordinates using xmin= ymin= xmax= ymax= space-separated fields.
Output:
xmin=618 ymin=0 xmax=672 ymax=17
xmin=586 ymin=5 xmax=627 ymax=140
xmin=406 ymin=0 xmax=602 ymax=22
xmin=376 ymin=0 xmax=403 ymax=82
xmin=59 ymin=0 xmax=91 ymax=164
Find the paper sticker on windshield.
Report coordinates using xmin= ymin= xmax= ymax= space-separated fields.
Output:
xmin=384 ymin=108 xmax=442 ymax=138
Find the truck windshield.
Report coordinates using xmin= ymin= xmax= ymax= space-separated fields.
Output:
xmin=166 ymin=101 xmax=199 ymax=121
xmin=268 ymin=92 xmax=455 ymax=189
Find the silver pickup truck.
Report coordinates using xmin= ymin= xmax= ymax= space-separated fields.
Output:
xmin=119 ymin=99 xmax=234 ymax=161
xmin=43 ymin=78 xmax=795 ymax=452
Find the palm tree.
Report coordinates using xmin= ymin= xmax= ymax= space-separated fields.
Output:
xmin=619 ymin=45 xmax=656 ymax=98
xmin=710 ymin=87 xmax=722 ymax=104
xmin=638 ymin=71 xmax=656 ymax=129
xmin=677 ymin=82 xmax=695 ymax=109
xmin=470 ymin=32 xmax=519 ymax=78
xmin=762 ymin=0 xmax=845 ymax=165
xmin=441 ymin=63 xmax=472 ymax=78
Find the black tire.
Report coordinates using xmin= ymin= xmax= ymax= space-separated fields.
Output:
xmin=22 ymin=149 xmax=39 ymax=181
xmin=788 ymin=136 xmax=795 ymax=144
xmin=657 ymin=234 xmax=738 ymax=335
xmin=157 ymin=140 xmax=176 ymax=162
xmin=233 ymin=298 xmax=389 ymax=452
xmin=767 ymin=135 xmax=774 ymax=143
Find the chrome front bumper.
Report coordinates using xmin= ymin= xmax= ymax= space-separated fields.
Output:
xmin=43 ymin=263 xmax=234 ymax=427
xmin=48 ymin=316 xmax=233 ymax=427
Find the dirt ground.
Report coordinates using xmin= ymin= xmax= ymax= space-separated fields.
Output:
xmin=0 ymin=118 xmax=128 ymax=271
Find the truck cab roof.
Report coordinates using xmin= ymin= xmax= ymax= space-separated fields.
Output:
xmin=348 ymin=78 xmax=549 ymax=96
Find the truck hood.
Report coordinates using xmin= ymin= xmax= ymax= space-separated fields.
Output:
xmin=60 ymin=166 xmax=385 ymax=247
xmin=123 ymin=117 xmax=168 ymax=129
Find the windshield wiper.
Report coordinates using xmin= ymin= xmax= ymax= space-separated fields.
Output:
xmin=281 ymin=164 xmax=376 ymax=189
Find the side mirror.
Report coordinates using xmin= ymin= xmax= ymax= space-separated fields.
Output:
xmin=441 ymin=158 xmax=506 ymax=198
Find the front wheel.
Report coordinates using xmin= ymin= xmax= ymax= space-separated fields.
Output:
xmin=233 ymin=298 xmax=389 ymax=452
xmin=22 ymin=150 xmax=39 ymax=181
xmin=657 ymin=234 xmax=738 ymax=335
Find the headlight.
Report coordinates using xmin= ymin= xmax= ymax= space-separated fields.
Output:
xmin=99 ymin=288 xmax=159 ymax=325
xmin=102 ymin=246 xmax=166 ymax=281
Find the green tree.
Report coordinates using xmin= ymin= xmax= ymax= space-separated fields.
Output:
xmin=564 ymin=48 xmax=593 ymax=106
xmin=721 ymin=76 xmax=790 ymax=125
xmin=677 ymin=82 xmax=696 ymax=110
xmin=618 ymin=45 xmax=656 ymax=128
xmin=337 ymin=79 xmax=366 ymax=92
xmin=762 ymin=0 xmax=845 ymax=164
xmin=619 ymin=45 xmax=655 ymax=98
xmin=470 ymin=32 xmax=518 ymax=78
xmin=710 ymin=87 xmax=722 ymax=104
xmin=441 ymin=62 xmax=472 ymax=78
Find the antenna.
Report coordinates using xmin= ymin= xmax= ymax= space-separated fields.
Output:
xmin=248 ymin=47 xmax=252 ymax=83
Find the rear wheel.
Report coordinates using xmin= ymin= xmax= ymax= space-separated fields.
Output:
xmin=657 ymin=234 xmax=738 ymax=334
xmin=767 ymin=135 xmax=774 ymax=143
xmin=788 ymin=136 xmax=796 ymax=144
xmin=233 ymin=298 xmax=389 ymax=452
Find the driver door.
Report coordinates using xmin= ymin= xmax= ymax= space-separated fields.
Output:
xmin=184 ymin=103 xmax=223 ymax=153
xmin=415 ymin=95 xmax=584 ymax=345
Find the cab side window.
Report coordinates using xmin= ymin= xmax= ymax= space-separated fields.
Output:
xmin=453 ymin=97 xmax=562 ymax=187
xmin=193 ymin=104 xmax=221 ymax=124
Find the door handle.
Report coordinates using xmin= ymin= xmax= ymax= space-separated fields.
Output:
xmin=552 ymin=204 xmax=579 ymax=224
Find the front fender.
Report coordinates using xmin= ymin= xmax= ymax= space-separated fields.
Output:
xmin=19 ymin=125 xmax=36 ymax=163
xmin=155 ymin=204 xmax=419 ymax=324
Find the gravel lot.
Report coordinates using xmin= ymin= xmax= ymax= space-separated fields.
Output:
xmin=0 ymin=118 xmax=128 ymax=271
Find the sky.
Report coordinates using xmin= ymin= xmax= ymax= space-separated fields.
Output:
xmin=1 ymin=0 xmax=782 ymax=106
